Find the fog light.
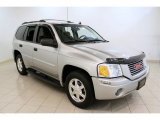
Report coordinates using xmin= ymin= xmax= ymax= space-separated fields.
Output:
xmin=115 ymin=88 xmax=123 ymax=96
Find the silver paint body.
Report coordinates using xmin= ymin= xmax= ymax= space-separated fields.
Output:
xmin=13 ymin=21 xmax=149 ymax=100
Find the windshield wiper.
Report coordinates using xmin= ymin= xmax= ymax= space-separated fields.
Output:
xmin=63 ymin=39 xmax=108 ymax=44
xmin=87 ymin=39 xmax=107 ymax=43
xmin=63 ymin=40 xmax=88 ymax=44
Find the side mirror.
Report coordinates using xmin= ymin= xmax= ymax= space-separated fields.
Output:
xmin=40 ymin=38 xmax=58 ymax=48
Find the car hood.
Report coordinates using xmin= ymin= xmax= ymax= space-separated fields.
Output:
xmin=70 ymin=42 xmax=143 ymax=61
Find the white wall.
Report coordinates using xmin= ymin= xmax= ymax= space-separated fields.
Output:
xmin=0 ymin=7 xmax=160 ymax=62
xmin=0 ymin=7 xmax=67 ymax=62
xmin=68 ymin=7 xmax=160 ymax=61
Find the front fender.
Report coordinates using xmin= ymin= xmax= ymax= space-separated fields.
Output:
xmin=58 ymin=54 xmax=99 ymax=86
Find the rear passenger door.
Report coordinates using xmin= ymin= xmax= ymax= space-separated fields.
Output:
xmin=22 ymin=25 xmax=37 ymax=67
xmin=32 ymin=24 xmax=58 ymax=79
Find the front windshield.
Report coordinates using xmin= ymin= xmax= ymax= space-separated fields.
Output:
xmin=54 ymin=24 xmax=105 ymax=44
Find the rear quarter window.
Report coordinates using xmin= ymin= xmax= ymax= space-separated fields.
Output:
xmin=15 ymin=26 xmax=27 ymax=40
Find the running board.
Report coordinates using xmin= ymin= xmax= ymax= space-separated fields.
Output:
xmin=27 ymin=68 xmax=61 ymax=87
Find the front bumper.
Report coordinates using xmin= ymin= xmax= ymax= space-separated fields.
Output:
xmin=92 ymin=66 xmax=149 ymax=100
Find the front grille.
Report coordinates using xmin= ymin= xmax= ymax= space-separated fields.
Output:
xmin=128 ymin=60 xmax=144 ymax=76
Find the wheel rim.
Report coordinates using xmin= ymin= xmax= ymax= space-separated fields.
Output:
xmin=17 ymin=58 xmax=23 ymax=72
xmin=68 ymin=78 xmax=86 ymax=103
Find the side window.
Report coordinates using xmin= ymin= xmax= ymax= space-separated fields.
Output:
xmin=25 ymin=26 xmax=36 ymax=42
xmin=15 ymin=26 xmax=27 ymax=40
xmin=36 ymin=26 xmax=54 ymax=43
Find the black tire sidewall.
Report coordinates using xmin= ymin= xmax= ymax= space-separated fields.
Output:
xmin=16 ymin=54 xmax=27 ymax=75
xmin=65 ymin=71 xmax=94 ymax=108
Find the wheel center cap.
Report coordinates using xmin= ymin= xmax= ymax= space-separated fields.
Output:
xmin=75 ymin=87 xmax=81 ymax=93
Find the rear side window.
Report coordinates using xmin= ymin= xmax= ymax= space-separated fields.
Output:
xmin=25 ymin=26 xmax=36 ymax=42
xmin=15 ymin=26 xmax=27 ymax=40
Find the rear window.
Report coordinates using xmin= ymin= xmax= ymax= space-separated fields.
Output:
xmin=15 ymin=26 xmax=27 ymax=40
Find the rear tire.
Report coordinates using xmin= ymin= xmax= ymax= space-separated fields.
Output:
xmin=16 ymin=54 xmax=27 ymax=75
xmin=65 ymin=70 xmax=94 ymax=108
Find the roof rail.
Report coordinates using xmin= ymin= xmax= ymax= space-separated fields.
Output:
xmin=39 ymin=19 xmax=73 ymax=23
xmin=22 ymin=19 xmax=73 ymax=25
xmin=22 ymin=20 xmax=45 ymax=25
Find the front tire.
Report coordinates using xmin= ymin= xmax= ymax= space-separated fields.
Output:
xmin=65 ymin=71 xmax=94 ymax=108
xmin=16 ymin=54 xmax=27 ymax=75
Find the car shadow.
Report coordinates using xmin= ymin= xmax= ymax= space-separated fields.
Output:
xmin=16 ymin=71 xmax=132 ymax=113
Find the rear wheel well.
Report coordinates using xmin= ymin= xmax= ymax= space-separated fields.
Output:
xmin=14 ymin=50 xmax=21 ymax=62
xmin=62 ymin=65 xmax=95 ymax=97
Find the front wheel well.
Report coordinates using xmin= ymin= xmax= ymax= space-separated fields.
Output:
xmin=62 ymin=65 xmax=95 ymax=98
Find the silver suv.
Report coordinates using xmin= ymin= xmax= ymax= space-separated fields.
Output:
xmin=13 ymin=19 xmax=149 ymax=108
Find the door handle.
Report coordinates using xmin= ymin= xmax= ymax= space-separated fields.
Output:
xmin=19 ymin=44 xmax=23 ymax=47
xmin=34 ymin=48 xmax=38 ymax=51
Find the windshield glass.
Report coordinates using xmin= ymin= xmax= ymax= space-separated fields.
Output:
xmin=54 ymin=24 xmax=105 ymax=44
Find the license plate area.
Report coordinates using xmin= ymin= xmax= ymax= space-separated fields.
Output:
xmin=137 ymin=77 xmax=146 ymax=90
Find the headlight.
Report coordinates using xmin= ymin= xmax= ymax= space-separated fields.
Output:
xmin=98 ymin=64 xmax=123 ymax=78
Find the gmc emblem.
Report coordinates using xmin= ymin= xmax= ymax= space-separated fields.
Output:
xmin=134 ymin=63 xmax=142 ymax=70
